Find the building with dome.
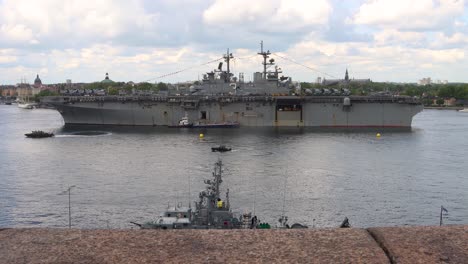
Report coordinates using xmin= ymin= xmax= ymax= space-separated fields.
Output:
xmin=101 ymin=73 xmax=114 ymax=84
xmin=33 ymin=74 xmax=42 ymax=88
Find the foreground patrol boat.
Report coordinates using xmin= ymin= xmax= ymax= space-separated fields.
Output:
xmin=131 ymin=159 xmax=306 ymax=229
xmin=43 ymin=43 xmax=423 ymax=128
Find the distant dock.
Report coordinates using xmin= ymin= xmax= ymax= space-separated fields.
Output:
xmin=424 ymin=106 xmax=464 ymax=110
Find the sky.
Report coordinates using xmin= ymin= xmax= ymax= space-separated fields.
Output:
xmin=0 ymin=0 xmax=467 ymax=84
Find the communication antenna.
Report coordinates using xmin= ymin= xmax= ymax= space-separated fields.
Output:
xmin=188 ymin=174 xmax=191 ymax=209
xmin=281 ymin=174 xmax=288 ymax=219
xmin=58 ymin=185 xmax=76 ymax=228
xmin=252 ymin=172 xmax=257 ymax=216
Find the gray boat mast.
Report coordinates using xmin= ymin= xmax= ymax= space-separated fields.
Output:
xmin=258 ymin=41 xmax=270 ymax=79
xmin=193 ymin=159 xmax=231 ymax=225
xmin=223 ymin=49 xmax=233 ymax=82
xmin=212 ymin=159 xmax=222 ymax=199
xmin=256 ymin=41 xmax=283 ymax=82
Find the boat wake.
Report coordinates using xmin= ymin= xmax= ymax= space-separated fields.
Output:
xmin=55 ymin=131 xmax=112 ymax=137
xmin=252 ymin=151 xmax=274 ymax=156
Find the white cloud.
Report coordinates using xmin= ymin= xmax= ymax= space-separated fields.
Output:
xmin=203 ymin=0 xmax=332 ymax=31
xmin=0 ymin=49 xmax=17 ymax=63
xmin=0 ymin=0 xmax=159 ymax=47
xmin=0 ymin=0 xmax=467 ymax=84
xmin=350 ymin=0 xmax=465 ymax=30
xmin=293 ymin=38 xmax=465 ymax=64
xmin=374 ymin=29 xmax=426 ymax=46
xmin=0 ymin=24 xmax=38 ymax=44
xmin=432 ymin=32 xmax=468 ymax=47
xmin=281 ymin=38 xmax=465 ymax=81
xmin=9 ymin=45 xmax=222 ymax=83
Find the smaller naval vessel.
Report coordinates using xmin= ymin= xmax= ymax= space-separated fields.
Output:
xmin=131 ymin=159 xmax=307 ymax=229
xmin=211 ymin=145 xmax=232 ymax=152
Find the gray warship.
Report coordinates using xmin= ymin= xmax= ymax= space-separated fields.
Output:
xmin=43 ymin=43 xmax=423 ymax=128
xmin=131 ymin=159 xmax=306 ymax=229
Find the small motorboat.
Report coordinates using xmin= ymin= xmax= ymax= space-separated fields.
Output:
xmin=25 ymin=131 xmax=54 ymax=138
xmin=17 ymin=101 xmax=36 ymax=109
xmin=211 ymin=145 xmax=232 ymax=152
xmin=458 ymin=108 xmax=468 ymax=113
xmin=168 ymin=116 xmax=193 ymax=128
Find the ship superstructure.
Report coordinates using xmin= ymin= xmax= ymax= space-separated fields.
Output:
xmin=42 ymin=43 xmax=423 ymax=128
xmin=133 ymin=159 xmax=242 ymax=229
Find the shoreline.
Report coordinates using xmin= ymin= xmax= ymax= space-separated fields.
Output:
xmin=424 ymin=106 xmax=464 ymax=110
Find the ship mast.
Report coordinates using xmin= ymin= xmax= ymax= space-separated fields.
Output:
xmin=223 ymin=49 xmax=233 ymax=82
xmin=213 ymin=159 xmax=223 ymax=199
xmin=257 ymin=41 xmax=272 ymax=80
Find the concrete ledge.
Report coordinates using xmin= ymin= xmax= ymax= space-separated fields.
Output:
xmin=1 ymin=226 xmax=467 ymax=263
xmin=0 ymin=228 xmax=388 ymax=264
xmin=368 ymin=225 xmax=468 ymax=264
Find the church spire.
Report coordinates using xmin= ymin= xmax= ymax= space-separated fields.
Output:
xmin=345 ymin=69 xmax=349 ymax=81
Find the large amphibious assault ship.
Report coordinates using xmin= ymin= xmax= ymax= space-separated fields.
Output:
xmin=43 ymin=44 xmax=423 ymax=128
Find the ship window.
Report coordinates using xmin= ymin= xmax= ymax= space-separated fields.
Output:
xmin=246 ymin=106 xmax=253 ymax=110
xmin=167 ymin=214 xmax=171 ymax=217
xmin=201 ymin=111 xmax=207 ymax=119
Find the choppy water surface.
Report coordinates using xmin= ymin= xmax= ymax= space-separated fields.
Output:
xmin=0 ymin=105 xmax=467 ymax=228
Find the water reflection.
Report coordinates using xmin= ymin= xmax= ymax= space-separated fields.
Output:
xmin=0 ymin=106 xmax=467 ymax=228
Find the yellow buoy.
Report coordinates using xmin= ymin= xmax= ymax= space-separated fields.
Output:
xmin=376 ymin=133 xmax=381 ymax=137
xmin=199 ymin=133 xmax=204 ymax=138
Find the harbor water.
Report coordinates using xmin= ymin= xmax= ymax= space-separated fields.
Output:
xmin=0 ymin=105 xmax=467 ymax=228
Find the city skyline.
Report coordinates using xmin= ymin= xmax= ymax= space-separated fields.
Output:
xmin=0 ymin=0 xmax=467 ymax=84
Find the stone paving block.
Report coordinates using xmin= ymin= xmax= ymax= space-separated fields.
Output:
xmin=368 ymin=225 xmax=468 ymax=264
xmin=0 ymin=228 xmax=388 ymax=264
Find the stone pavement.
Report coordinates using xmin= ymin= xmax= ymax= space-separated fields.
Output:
xmin=368 ymin=225 xmax=468 ymax=264
xmin=0 ymin=226 xmax=466 ymax=263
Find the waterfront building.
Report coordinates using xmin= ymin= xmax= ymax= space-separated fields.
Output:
xmin=419 ymin=77 xmax=432 ymax=86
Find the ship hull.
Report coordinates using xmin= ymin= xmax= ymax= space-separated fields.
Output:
xmin=44 ymin=96 xmax=423 ymax=128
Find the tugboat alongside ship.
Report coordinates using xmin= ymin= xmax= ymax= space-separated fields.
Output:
xmin=42 ymin=43 xmax=423 ymax=129
xmin=167 ymin=116 xmax=193 ymax=128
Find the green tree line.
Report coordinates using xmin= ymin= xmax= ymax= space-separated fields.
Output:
xmin=301 ymin=82 xmax=468 ymax=99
